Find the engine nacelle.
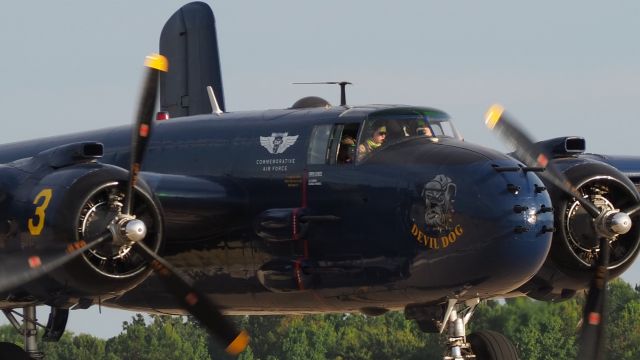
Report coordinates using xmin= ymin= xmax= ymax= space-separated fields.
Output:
xmin=0 ymin=143 xmax=163 ymax=304
xmin=520 ymin=157 xmax=640 ymax=301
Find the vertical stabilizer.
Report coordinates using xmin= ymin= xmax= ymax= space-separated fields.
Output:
xmin=160 ymin=1 xmax=225 ymax=117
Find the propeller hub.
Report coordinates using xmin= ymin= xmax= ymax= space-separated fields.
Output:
xmin=595 ymin=209 xmax=632 ymax=238
xmin=608 ymin=211 xmax=632 ymax=235
xmin=109 ymin=214 xmax=148 ymax=246
xmin=125 ymin=219 xmax=148 ymax=242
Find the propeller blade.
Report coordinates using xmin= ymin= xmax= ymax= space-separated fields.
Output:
xmin=577 ymin=237 xmax=610 ymax=360
xmin=120 ymin=54 xmax=248 ymax=354
xmin=132 ymin=240 xmax=249 ymax=355
xmin=0 ymin=54 xmax=248 ymax=356
xmin=0 ymin=231 xmax=112 ymax=293
xmin=623 ymin=202 xmax=640 ymax=217
xmin=483 ymin=105 xmax=618 ymax=360
xmin=484 ymin=105 xmax=601 ymax=218
xmin=123 ymin=54 xmax=168 ymax=216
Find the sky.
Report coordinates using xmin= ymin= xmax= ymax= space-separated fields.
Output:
xmin=0 ymin=0 xmax=639 ymax=339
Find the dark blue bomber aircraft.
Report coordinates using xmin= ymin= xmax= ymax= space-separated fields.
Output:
xmin=0 ymin=2 xmax=638 ymax=359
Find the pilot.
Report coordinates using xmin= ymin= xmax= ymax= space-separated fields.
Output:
xmin=338 ymin=135 xmax=356 ymax=164
xmin=416 ymin=120 xmax=433 ymax=137
xmin=358 ymin=125 xmax=386 ymax=161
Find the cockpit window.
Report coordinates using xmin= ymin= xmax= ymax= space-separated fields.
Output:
xmin=429 ymin=118 xmax=458 ymax=138
xmin=308 ymin=123 xmax=361 ymax=165
xmin=307 ymin=124 xmax=332 ymax=164
xmin=357 ymin=108 xmax=460 ymax=162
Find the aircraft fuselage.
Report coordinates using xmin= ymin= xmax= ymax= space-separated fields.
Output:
xmin=0 ymin=105 xmax=554 ymax=314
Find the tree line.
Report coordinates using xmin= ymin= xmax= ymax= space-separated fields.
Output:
xmin=0 ymin=279 xmax=638 ymax=359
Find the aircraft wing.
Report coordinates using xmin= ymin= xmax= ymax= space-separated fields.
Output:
xmin=584 ymin=154 xmax=640 ymax=185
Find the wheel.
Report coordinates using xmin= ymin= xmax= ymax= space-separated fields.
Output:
xmin=0 ymin=342 xmax=32 ymax=360
xmin=468 ymin=330 xmax=519 ymax=360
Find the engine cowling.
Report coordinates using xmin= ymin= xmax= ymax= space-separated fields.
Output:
xmin=520 ymin=157 xmax=640 ymax=301
xmin=46 ymin=165 xmax=163 ymax=297
xmin=0 ymin=144 xmax=163 ymax=304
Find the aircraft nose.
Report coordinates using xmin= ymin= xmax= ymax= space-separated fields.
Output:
xmin=407 ymin=157 xmax=554 ymax=295
xmin=469 ymin=160 xmax=554 ymax=290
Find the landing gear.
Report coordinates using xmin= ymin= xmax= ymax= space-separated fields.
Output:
xmin=406 ymin=299 xmax=519 ymax=360
xmin=442 ymin=301 xmax=476 ymax=360
xmin=467 ymin=331 xmax=519 ymax=360
xmin=22 ymin=306 xmax=43 ymax=359
xmin=1 ymin=305 xmax=68 ymax=359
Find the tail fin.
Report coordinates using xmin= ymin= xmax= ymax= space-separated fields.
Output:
xmin=160 ymin=1 xmax=225 ymax=117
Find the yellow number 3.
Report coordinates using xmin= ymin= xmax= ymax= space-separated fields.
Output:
xmin=28 ymin=188 xmax=53 ymax=236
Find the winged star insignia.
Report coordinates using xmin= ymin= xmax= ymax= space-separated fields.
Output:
xmin=260 ymin=132 xmax=299 ymax=154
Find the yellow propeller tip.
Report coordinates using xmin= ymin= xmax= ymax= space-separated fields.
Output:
xmin=225 ymin=330 xmax=250 ymax=355
xmin=484 ymin=104 xmax=505 ymax=130
xmin=144 ymin=53 xmax=168 ymax=72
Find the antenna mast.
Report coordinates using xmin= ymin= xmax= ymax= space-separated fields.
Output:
xmin=206 ymin=85 xmax=224 ymax=115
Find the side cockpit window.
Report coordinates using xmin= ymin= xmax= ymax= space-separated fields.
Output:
xmin=307 ymin=123 xmax=361 ymax=165
xmin=337 ymin=123 xmax=359 ymax=165
xmin=307 ymin=124 xmax=332 ymax=164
